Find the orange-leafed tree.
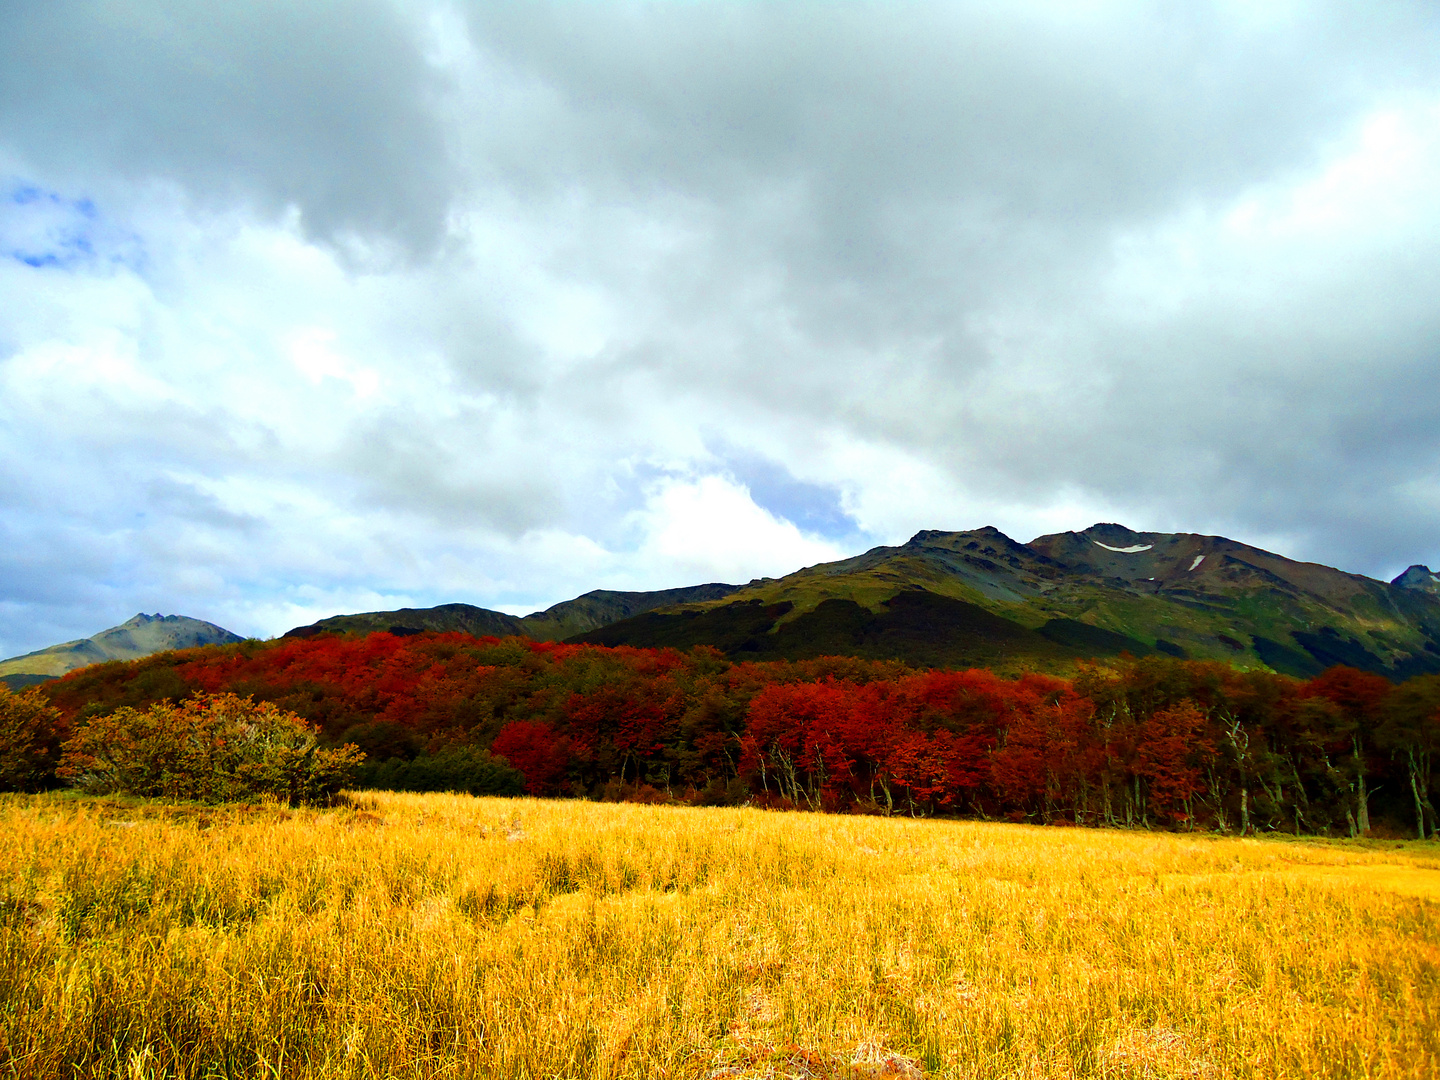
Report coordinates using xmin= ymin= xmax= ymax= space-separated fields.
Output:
xmin=0 ymin=685 xmax=67 ymax=792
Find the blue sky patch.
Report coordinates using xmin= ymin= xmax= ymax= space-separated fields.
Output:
xmin=2 ymin=183 xmax=143 ymax=273
xmin=717 ymin=449 xmax=861 ymax=541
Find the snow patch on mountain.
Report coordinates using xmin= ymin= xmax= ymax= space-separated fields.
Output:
xmin=1189 ymin=555 xmax=1206 ymax=571
xmin=1093 ymin=541 xmax=1153 ymax=553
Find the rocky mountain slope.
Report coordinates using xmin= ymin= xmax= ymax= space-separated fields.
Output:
xmin=575 ymin=525 xmax=1440 ymax=678
xmin=0 ymin=613 xmax=244 ymax=689
xmin=1393 ymin=564 xmax=1440 ymax=595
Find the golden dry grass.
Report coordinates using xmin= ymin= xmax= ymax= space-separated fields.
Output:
xmin=0 ymin=792 xmax=1437 ymax=1079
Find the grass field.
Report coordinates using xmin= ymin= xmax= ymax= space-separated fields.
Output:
xmin=1 ymin=793 xmax=1437 ymax=1079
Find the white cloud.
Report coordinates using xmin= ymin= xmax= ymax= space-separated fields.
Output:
xmin=628 ymin=474 xmax=847 ymax=584
xmin=288 ymin=328 xmax=382 ymax=400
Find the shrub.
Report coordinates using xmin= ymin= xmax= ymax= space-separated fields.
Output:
xmin=0 ymin=686 xmax=66 ymax=792
xmin=358 ymin=744 xmax=524 ymax=797
xmin=58 ymin=693 xmax=364 ymax=805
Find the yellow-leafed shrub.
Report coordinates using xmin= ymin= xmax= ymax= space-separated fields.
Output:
xmin=58 ymin=692 xmax=363 ymax=805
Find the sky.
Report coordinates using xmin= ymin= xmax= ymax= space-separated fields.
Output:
xmin=3 ymin=1 xmax=1440 ymax=656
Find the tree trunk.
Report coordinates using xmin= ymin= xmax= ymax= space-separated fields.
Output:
xmin=1206 ymin=766 xmax=1229 ymax=833
xmin=1354 ymin=735 xmax=1371 ymax=835
xmin=1404 ymin=746 xmax=1434 ymax=840
xmin=1288 ymin=757 xmax=1309 ymax=835
xmin=1410 ymin=763 xmax=1427 ymax=840
xmin=1418 ymin=750 xmax=1437 ymax=840
xmin=873 ymin=773 xmax=894 ymax=816
xmin=1222 ymin=714 xmax=1251 ymax=835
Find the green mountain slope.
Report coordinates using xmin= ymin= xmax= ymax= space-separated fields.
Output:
xmin=572 ymin=525 xmax=1440 ymax=677
xmin=574 ymin=591 xmax=1135 ymax=671
xmin=283 ymin=584 xmax=740 ymax=642
xmin=284 ymin=603 xmax=527 ymax=640
xmin=0 ymin=613 xmax=244 ymax=689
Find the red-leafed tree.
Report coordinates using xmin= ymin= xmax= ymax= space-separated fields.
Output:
xmin=1134 ymin=700 xmax=1212 ymax=825
xmin=884 ymin=729 xmax=988 ymax=814
xmin=491 ymin=720 xmax=572 ymax=796
xmin=987 ymin=675 xmax=1099 ymax=823
xmin=742 ymin=680 xmax=857 ymax=809
xmin=1300 ymin=666 xmax=1392 ymax=835
xmin=1376 ymin=675 xmax=1440 ymax=839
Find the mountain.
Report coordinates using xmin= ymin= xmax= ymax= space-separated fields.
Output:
xmin=285 ymin=603 xmax=526 ymax=640
xmin=1393 ymin=564 xmax=1440 ymax=595
xmin=0 ymin=613 xmax=244 ymax=689
xmin=282 ymin=584 xmax=741 ymax=642
xmin=572 ymin=524 xmax=1440 ymax=679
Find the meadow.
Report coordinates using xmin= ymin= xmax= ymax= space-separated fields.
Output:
xmin=1 ymin=792 xmax=1437 ymax=1080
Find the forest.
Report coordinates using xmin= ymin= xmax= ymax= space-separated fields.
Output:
xmin=15 ymin=630 xmax=1440 ymax=838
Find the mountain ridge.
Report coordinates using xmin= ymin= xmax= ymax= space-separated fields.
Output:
xmin=282 ymin=583 xmax=741 ymax=642
xmin=572 ymin=524 xmax=1440 ymax=678
xmin=271 ymin=523 xmax=1440 ymax=679
xmin=12 ymin=526 xmax=1437 ymax=687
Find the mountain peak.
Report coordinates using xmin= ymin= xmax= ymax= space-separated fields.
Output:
xmin=907 ymin=525 xmax=1020 ymax=547
xmin=1079 ymin=522 xmax=1146 ymax=542
xmin=1393 ymin=565 xmax=1440 ymax=592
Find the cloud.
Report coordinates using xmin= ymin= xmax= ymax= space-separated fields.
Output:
xmin=711 ymin=448 xmax=857 ymax=542
xmin=2 ymin=2 xmax=1440 ymax=654
xmin=628 ymin=474 xmax=847 ymax=585
xmin=0 ymin=0 xmax=453 ymax=253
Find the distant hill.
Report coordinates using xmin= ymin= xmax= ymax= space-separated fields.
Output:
xmin=572 ymin=525 xmax=1440 ymax=678
xmin=0 ymin=613 xmax=244 ymax=689
xmin=282 ymin=584 xmax=741 ymax=642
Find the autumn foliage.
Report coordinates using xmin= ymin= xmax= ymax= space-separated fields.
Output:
xmin=56 ymin=693 xmax=363 ymax=805
xmin=0 ymin=686 xmax=66 ymax=793
xmin=29 ymin=631 xmax=1440 ymax=835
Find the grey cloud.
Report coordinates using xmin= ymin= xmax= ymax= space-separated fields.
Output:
xmin=0 ymin=0 xmax=453 ymax=252
xmin=435 ymin=1 xmax=1440 ymax=461
xmin=338 ymin=416 xmax=564 ymax=536
xmin=456 ymin=6 xmax=1398 ymax=296
xmin=144 ymin=477 xmax=262 ymax=533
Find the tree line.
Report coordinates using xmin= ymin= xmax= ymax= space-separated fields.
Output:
xmin=7 ymin=631 xmax=1439 ymax=836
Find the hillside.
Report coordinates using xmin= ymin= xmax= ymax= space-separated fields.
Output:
xmin=574 ymin=524 xmax=1440 ymax=678
xmin=0 ymin=613 xmax=243 ymax=689
xmin=282 ymin=584 xmax=740 ymax=641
